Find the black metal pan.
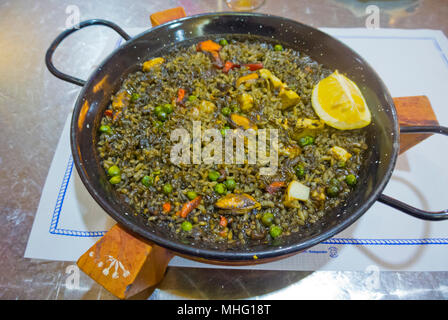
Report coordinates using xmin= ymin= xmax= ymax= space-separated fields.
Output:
xmin=45 ymin=12 xmax=448 ymax=264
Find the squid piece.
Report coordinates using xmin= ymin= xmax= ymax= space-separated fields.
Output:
xmin=142 ymin=57 xmax=165 ymax=72
xmin=228 ymin=113 xmax=258 ymax=131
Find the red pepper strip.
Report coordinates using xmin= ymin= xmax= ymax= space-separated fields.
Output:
xmin=104 ymin=109 xmax=113 ymax=118
xmin=244 ymin=62 xmax=264 ymax=71
xmin=266 ymin=181 xmax=286 ymax=194
xmin=222 ymin=61 xmax=240 ymax=73
xmin=177 ymin=196 xmax=202 ymax=218
xmin=176 ymin=88 xmax=186 ymax=105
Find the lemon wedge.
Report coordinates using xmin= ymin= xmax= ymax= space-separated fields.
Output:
xmin=311 ymin=70 xmax=371 ymax=130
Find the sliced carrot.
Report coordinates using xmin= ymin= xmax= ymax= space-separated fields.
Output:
xmin=196 ymin=40 xmax=222 ymax=53
xmin=219 ymin=216 xmax=228 ymax=228
xmin=104 ymin=109 xmax=113 ymax=118
xmin=162 ymin=202 xmax=171 ymax=214
xmin=176 ymin=88 xmax=186 ymax=105
xmin=177 ymin=196 xmax=202 ymax=218
xmin=266 ymin=181 xmax=286 ymax=194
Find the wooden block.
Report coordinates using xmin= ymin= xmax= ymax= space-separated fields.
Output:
xmin=394 ymin=95 xmax=439 ymax=154
xmin=150 ymin=7 xmax=186 ymax=27
xmin=77 ymin=224 xmax=173 ymax=299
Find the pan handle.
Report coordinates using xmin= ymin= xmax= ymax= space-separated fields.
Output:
xmin=378 ymin=125 xmax=448 ymax=220
xmin=45 ymin=19 xmax=131 ymax=87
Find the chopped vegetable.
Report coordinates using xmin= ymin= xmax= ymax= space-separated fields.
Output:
xmin=222 ymin=61 xmax=240 ymax=73
xmin=104 ymin=109 xmax=113 ymax=118
xmin=298 ymin=135 xmax=314 ymax=147
xmin=244 ymin=63 xmax=263 ymax=71
xmin=177 ymin=196 xmax=202 ymax=218
xmin=237 ymin=93 xmax=254 ymax=111
xmin=186 ymin=190 xmax=198 ymax=200
xmin=163 ymin=103 xmax=174 ymax=114
xmin=261 ymin=212 xmax=274 ymax=226
xmin=221 ymin=107 xmax=232 ymax=116
xmin=208 ymin=170 xmax=220 ymax=181
xmin=181 ymin=220 xmax=193 ymax=232
xmin=109 ymin=175 xmax=121 ymax=185
xmin=163 ymin=183 xmax=173 ymax=194
xmin=236 ymin=73 xmax=259 ymax=87
xmin=219 ymin=216 xmax=228 ymax=227
xmin=176 ymin=88 xmax=186 ymax=105
xmin=142 ymin=57 xmax=165 ymax=72
xmin=157 ymin=110 xmax=168 ymax=121
xmin=141 ymin=175 xmax=154 ymax=187
xmin=266 ymin=181 xmax=286 ymax=194
xmin=269 ymin=225 xmax=282 ymax=238
xmin=188 ymin=95 xmax=197 ymax=102
xmin=294 ymin=164 xmax=305 ymax=179
xmin=107 ymin=165 xmax=120 ymax=177
xmin=215 ymin=193 xmax=261 ymax=213
xmin=284 ymin=180 xmax=310 ymax=207
xmin=214 ymin=183 xmax=227 ymax=194
xmin=219 ymin=39 xmax=228 ymax=46
xmin=345 ymin=174 xmax=357 ymax=186
xmin=196 ymin=40 xmax=222 ymax=53
xmin=326 ymin=185 xmax=340 ymax=197
xmin=224 ymin=178 xmax=236 ymax=191
xmin=131 ymin=93 xmax=140 ymax=101
xmin=99 ymin=125 xmax=113 ymax=135
xmin=330 ymin=146 xmax=352 ymax=162
xmin=258 ymin=68 xmax=285 ymax=89
xmin=162 ymin=202 xmax=172 ymax=213
xmin=274 ymin=44 xmax=283 ymax=51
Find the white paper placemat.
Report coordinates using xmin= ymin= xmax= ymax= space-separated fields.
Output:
xmin=25 ymin=27 xmax=448 ymax=271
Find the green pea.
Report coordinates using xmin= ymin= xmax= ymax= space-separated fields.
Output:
xmin=181 ymin=220 xmax=193 ymax=232
xmin=107 ymin=165 xmax=120 ymax=177
xmin=221 ymin=107 xmax=231 ymax=116
xmin=188 ymin=95 xmax=197 ymax=102
xmin=208 ymin=170 xmax=220 ymax=181
xmin=163 ymin=183 xmax=173 ymax=194
xmin=154 ymin=105 xmax=164 ymax=115
xmin=224 ymin=178 xmax=236 ymax=191
xmin=131 ymin=93 xmax=140 ymax=101
xmin=346 ymin=174 xmax=357 ymax=186
xmin=163 ymin=103 xmax=174 ymax=114
xmin=326 ymin=185 xmax=340 ymax=198
xmin=141 ymin=175 xmax=154 ymax=187
xmin=261 ymin=212 xmax=274 ymax=227
xmin=294 ymin=164 xmax=305 ymax=179
xmin=214 ymin=183 xmax=227 ymax=194
xmin=219 ymin=39 xmax=228 ymax=46
xmin=99 ymin=125 xmax=113 ymax=135
xmin=274 ymin=44 xmax=283 ymax=51
xmin=298 ymin=135 xmax=314 ymax=147
xmin=269 ymin=225 xmax=282 ymax=238
xmin=157 ymin=110 xmax=167 ymax=121
xmin=221 ymin=126 xmax=230 ymax=137
xmin=186 ymin=191 xmax=198 ymax=200
xmin=109 ymin=175 xmax=121 ymax=185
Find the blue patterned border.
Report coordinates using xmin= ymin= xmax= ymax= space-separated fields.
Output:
xmin=49 ymin=32 xmax=448 ymax=244
xmin=48 ymin=155 xmax=107 ymax=237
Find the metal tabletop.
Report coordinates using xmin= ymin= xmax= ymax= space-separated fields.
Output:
xmin=1 ymin=0 xmax=447 ymax=300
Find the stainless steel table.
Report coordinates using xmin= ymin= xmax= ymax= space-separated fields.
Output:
xmin=1 ymin=0 xmax=447 ymax=300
